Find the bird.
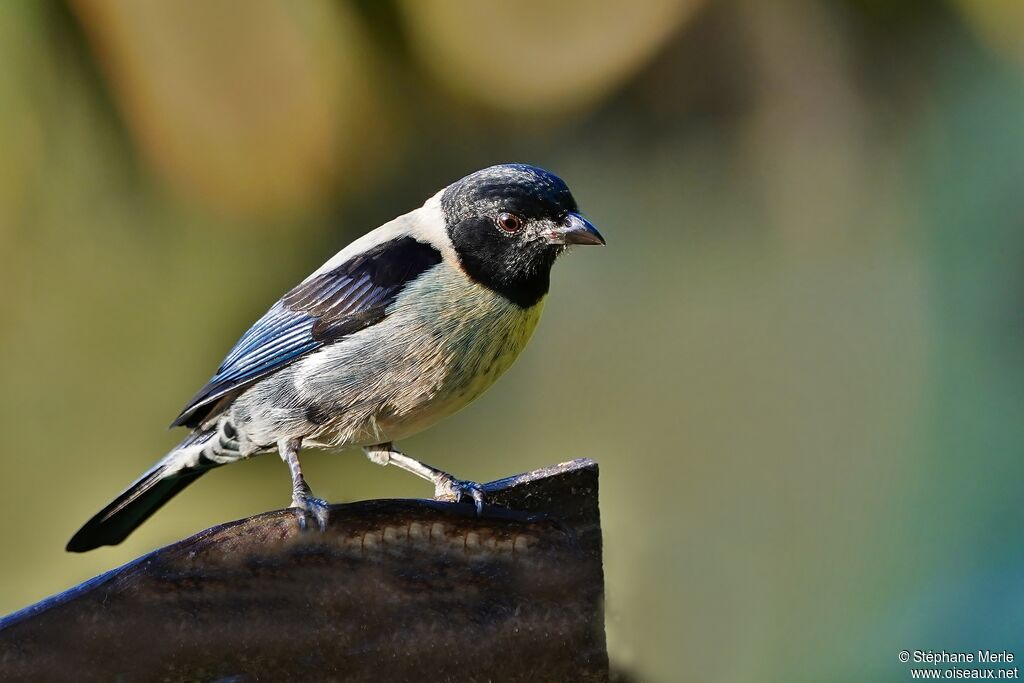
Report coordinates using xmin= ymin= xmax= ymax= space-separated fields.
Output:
xmin=66 ymin=163 xmax=605 ymax=553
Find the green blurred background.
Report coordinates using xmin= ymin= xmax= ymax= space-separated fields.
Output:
xmin=2 ymin=1 xmax=1024 ymax=680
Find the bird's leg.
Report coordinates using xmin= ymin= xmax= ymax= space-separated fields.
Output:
xmin=364 ymin=443 xmax=485 ymax=514
xmin=278 ymin=437 xmax=329 ymax=531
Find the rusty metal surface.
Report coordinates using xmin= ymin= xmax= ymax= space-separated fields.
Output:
xmin=0 ymin=458 xmax=607 ymax=682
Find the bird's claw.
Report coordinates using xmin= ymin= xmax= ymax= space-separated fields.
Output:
xmin=291 ymin=493 xmax=330 ymax=531
xmin=434 ymin=476 xmax=485 ymax=515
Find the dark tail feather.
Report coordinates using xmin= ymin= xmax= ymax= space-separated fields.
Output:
xmin=67 ymin=432 xmax=218 ymax=552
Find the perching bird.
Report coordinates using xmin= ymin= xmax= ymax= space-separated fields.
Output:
xmin=67 ymin=163 xmax=604 ymax=552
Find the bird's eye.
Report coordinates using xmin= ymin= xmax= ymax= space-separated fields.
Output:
xmin=496 ymin=212 xmax=522 ymax=233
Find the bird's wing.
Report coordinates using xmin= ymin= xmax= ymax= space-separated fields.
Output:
xmin=171 ymin=236 xmax=443 ymax=428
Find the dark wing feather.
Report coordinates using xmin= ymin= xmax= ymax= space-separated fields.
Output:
xmin=171 ymin=236 xmax=442 ymax=428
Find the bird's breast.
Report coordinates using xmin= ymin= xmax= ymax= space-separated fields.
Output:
xmin=370 ymin=264 xmax=545 ymax=440
xmin=297 ymin=261 xmax=545 ymax=447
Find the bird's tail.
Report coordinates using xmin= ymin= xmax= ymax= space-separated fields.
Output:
xmin=66 ymin=429 xmax=223 ymax=553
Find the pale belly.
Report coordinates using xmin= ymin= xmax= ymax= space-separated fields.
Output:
xmin=291 ymin=265 xmax=546 ymax=449
xmin=368 ymin=330 xmax=531 ymax=444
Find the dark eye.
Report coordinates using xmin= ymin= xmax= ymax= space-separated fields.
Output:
xmin=496 ymin=212 xmax=522 ymax=233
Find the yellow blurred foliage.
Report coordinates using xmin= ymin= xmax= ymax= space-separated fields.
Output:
xmin=399 ymin=0 xmax=704 ymax=115
xmin=955 ymin=0 xmax=1024 ymax=64
xmin=0 ymin=5 xmax=48 ymax=242
xmin=70 ymin=0 xmax=382 ymax=220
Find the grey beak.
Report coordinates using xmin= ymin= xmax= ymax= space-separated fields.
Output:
xmin=548 ymin=213 xmax=606 ymax=246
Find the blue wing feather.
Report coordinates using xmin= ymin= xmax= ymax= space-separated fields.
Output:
xmin=171 ymin=236 xmax=442 ymax=428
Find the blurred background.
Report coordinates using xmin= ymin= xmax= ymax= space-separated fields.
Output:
xmin=2 ymin=1 xmax=1023 ymax=680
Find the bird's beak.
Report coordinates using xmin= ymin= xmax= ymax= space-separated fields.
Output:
xmin=547 ymin=213 xmax=606 ymax=246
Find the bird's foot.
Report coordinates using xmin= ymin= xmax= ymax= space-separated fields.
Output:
xmin=291 ymin=491 xmax=330 ymax=531
xmin=434 ymin=475 xmax=485 ymax=515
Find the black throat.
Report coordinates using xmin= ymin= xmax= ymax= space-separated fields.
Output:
xmin=447 ymin=216 xmax=556 ymax=308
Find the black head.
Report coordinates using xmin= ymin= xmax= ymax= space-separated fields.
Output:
xmin=441 ymin=164 xmax=604 ymax=308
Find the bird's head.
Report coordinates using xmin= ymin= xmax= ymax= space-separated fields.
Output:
xmin=441 ymin=163 xmax=604 ymax=307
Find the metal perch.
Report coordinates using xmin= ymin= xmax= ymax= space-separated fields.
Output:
xmin=0 ymin=458 xmax=607 ymax=682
